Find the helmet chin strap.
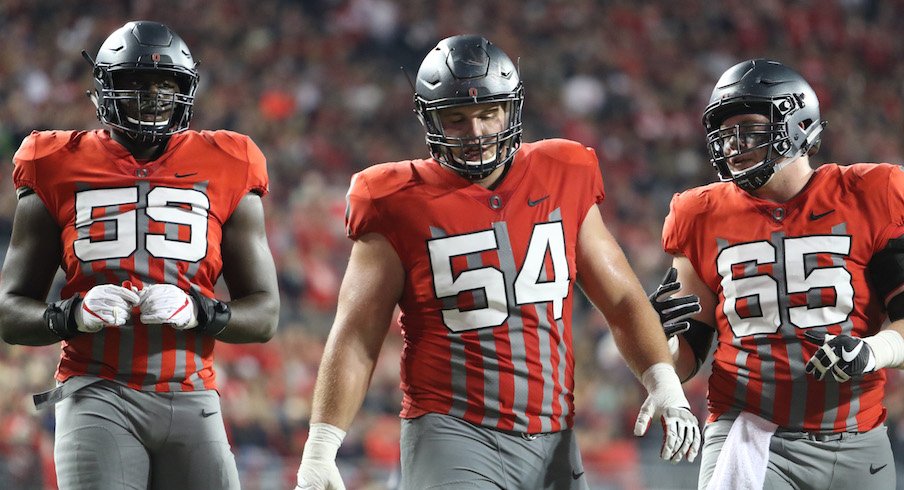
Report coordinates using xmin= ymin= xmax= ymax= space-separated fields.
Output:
xmin=768 ymin=156 xmax=794 ymax=175
xmin=735 ymin=153 xmax=799 ymax=191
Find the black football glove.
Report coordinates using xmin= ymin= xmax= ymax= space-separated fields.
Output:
xmin=649 ymin=267 xmax=702 ymax=338
xmin=804 ymin=331 xmax=877 ymax=382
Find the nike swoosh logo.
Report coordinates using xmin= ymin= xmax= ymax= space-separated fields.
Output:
xmin=201 ymin=409 xmax=219 ymax=418
xmin=870 ymin=464 xmax=887 ymax=474
xmin=166 ymin=298 xmax=191 ymax=321
xmin=175 ymin=172 xmax=198 ymax=178
xmin=528 ymin=195 xmax=549 ymax=207
xmin=809 ymin=209 xmax=835 ymax=221
xmin=572 ymin=470 xmax=584 ymax=480
xmin=841 ymin=342 xmax=862 ymax=363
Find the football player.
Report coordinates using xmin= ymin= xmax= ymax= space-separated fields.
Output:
xmin=0 ymin=21 xmax=279 ymax=490
xmin=294 ymin=35 xmax=700 ymax=490
xmin=657 ymin=58 xmax=903 ymax=489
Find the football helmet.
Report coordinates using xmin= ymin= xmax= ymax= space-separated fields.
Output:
xmin=414 ymin=35 xmax=523 ymax=180
xmin=702 ymin=59 xmax=825 ymax=191
xmin=87 ymin=21 xmax=199 ymax=143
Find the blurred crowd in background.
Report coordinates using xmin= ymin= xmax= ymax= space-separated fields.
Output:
xmin=2 ymin=0 xmax=904 ymax=488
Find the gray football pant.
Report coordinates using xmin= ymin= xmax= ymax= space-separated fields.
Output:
xmin=400 ymin=413 xmax=588 ymax=490
xmin=53 ymin=379 xmax=239 ymax=490
xmin=698 ymin=414 xmax=895 ymax=490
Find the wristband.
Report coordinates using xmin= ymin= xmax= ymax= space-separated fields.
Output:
xmin=187 ymin=288 xmax=231 ymax=336
xmin=302 ymin=423 xmax=346 ymax=461
xmin=640 ymin=362 xmax=690 ymax=408
xmin=43 ymin=295 xmax=82 ymax=340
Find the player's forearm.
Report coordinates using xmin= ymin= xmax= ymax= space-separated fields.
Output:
xmin=309 ymin=342 xmax=378 ymax=430
xmin=0 ymin=294 xmax=61 ymax=346
xmin=211 ymin=290 xmax=280 ymax=343
xmin=672 ymin=338 xmax=700 ymax=382
xmin=608 ymin=294 xmax=676 ymax=378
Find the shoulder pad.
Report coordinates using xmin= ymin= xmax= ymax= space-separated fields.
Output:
xmin=197 ymin=130 xmax=255 ymax=161
xmin=355 ymin=161 xmax=420 ymax=200
xmin=836 ymin=162 xmax=899 ymax=187
xmin=521 ymin=139 xmax=596 ymax=166
xmin=669 ymin=183 xmax=725 ymax=219
xmin=13 ymin=130 xmax=79 ymax=163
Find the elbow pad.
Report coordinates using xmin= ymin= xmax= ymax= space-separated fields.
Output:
xmin=867 ymin=237 xmax=904 ymax=321
xmin=681 ymin=319 xmax=715 ymax=378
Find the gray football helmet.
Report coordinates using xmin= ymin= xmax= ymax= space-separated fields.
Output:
xmin=414 ymin=35 xmax=523 ymax=180
xmin=87 ymin=21 xmax=199 ymax=143
xmin=703 ymin=59 xmax=825 ymax=191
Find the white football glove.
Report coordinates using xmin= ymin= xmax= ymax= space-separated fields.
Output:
xmin=75 ymin=284 xmax=141 ymax=333
xmin=634 ymin=363 xmax=701 ymax=464
xmin=296 ymin=423 xmax=346 ymax=490
xmin=138 ymin=284 xmax=198 ymax=330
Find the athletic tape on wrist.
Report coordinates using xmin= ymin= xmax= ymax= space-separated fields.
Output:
xmin=863 ymin=330 xmax=904 ymax=370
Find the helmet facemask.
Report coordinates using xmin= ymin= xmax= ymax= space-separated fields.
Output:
xmin=419 ymin=93 xmax=523 ymax=180
xmin=706 ymin=99 xmax=797 ymax=191
xmin=99 ymin=69 xmax=197 ymax=144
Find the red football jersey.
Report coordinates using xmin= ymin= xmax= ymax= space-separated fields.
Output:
xmin=663 ymin=163 xmax=904 ymax=432
xmin=346 ymin=139 xmax=604 ymax=434
xmin=13 ymin=129 xmax=269 ymax=392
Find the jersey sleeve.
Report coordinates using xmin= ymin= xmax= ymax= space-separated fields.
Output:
xmin=345 ymin=171 xmax=383 ymax=239
xmin=11 ymin=131 xmax=70 ymax=219
xmin=12 ymin=131 xmax=47 ymax=192
xmin=588 ymin=147 xmax=605 ymax=205
xmin=243 ymin=137 xmax=269 ymax=197
xmin=886 ymin=165 xmax=904 ymax=228
xmin=662 ymin=192 xmax=691 ymax=256
xmin=867 ymin=164 xmax=904 ymax=248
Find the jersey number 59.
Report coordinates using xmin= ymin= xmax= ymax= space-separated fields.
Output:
xmin=73 ymin=186 xmax=210 ymax=263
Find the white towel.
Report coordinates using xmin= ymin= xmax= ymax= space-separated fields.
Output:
xmin=706 ymin=412 xmax=778 ymax=490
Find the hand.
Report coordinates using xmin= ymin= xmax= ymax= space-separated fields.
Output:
xmin=138 ymin=284 xmax=198 ymax=330
xmin=296 ymin=423 xmax=346 ymax=490
xmin=296 ymin=459 xmax=344 ymax=490
xmin=75 ymin=284 xmax=141 ymax=332
xmin=634 ymin=363 xmax=701 ymax=463
xmin=649 ymin=267 xmax=701 ymax=338
xmin=804 ymin=331 xmax=877 ymax=382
